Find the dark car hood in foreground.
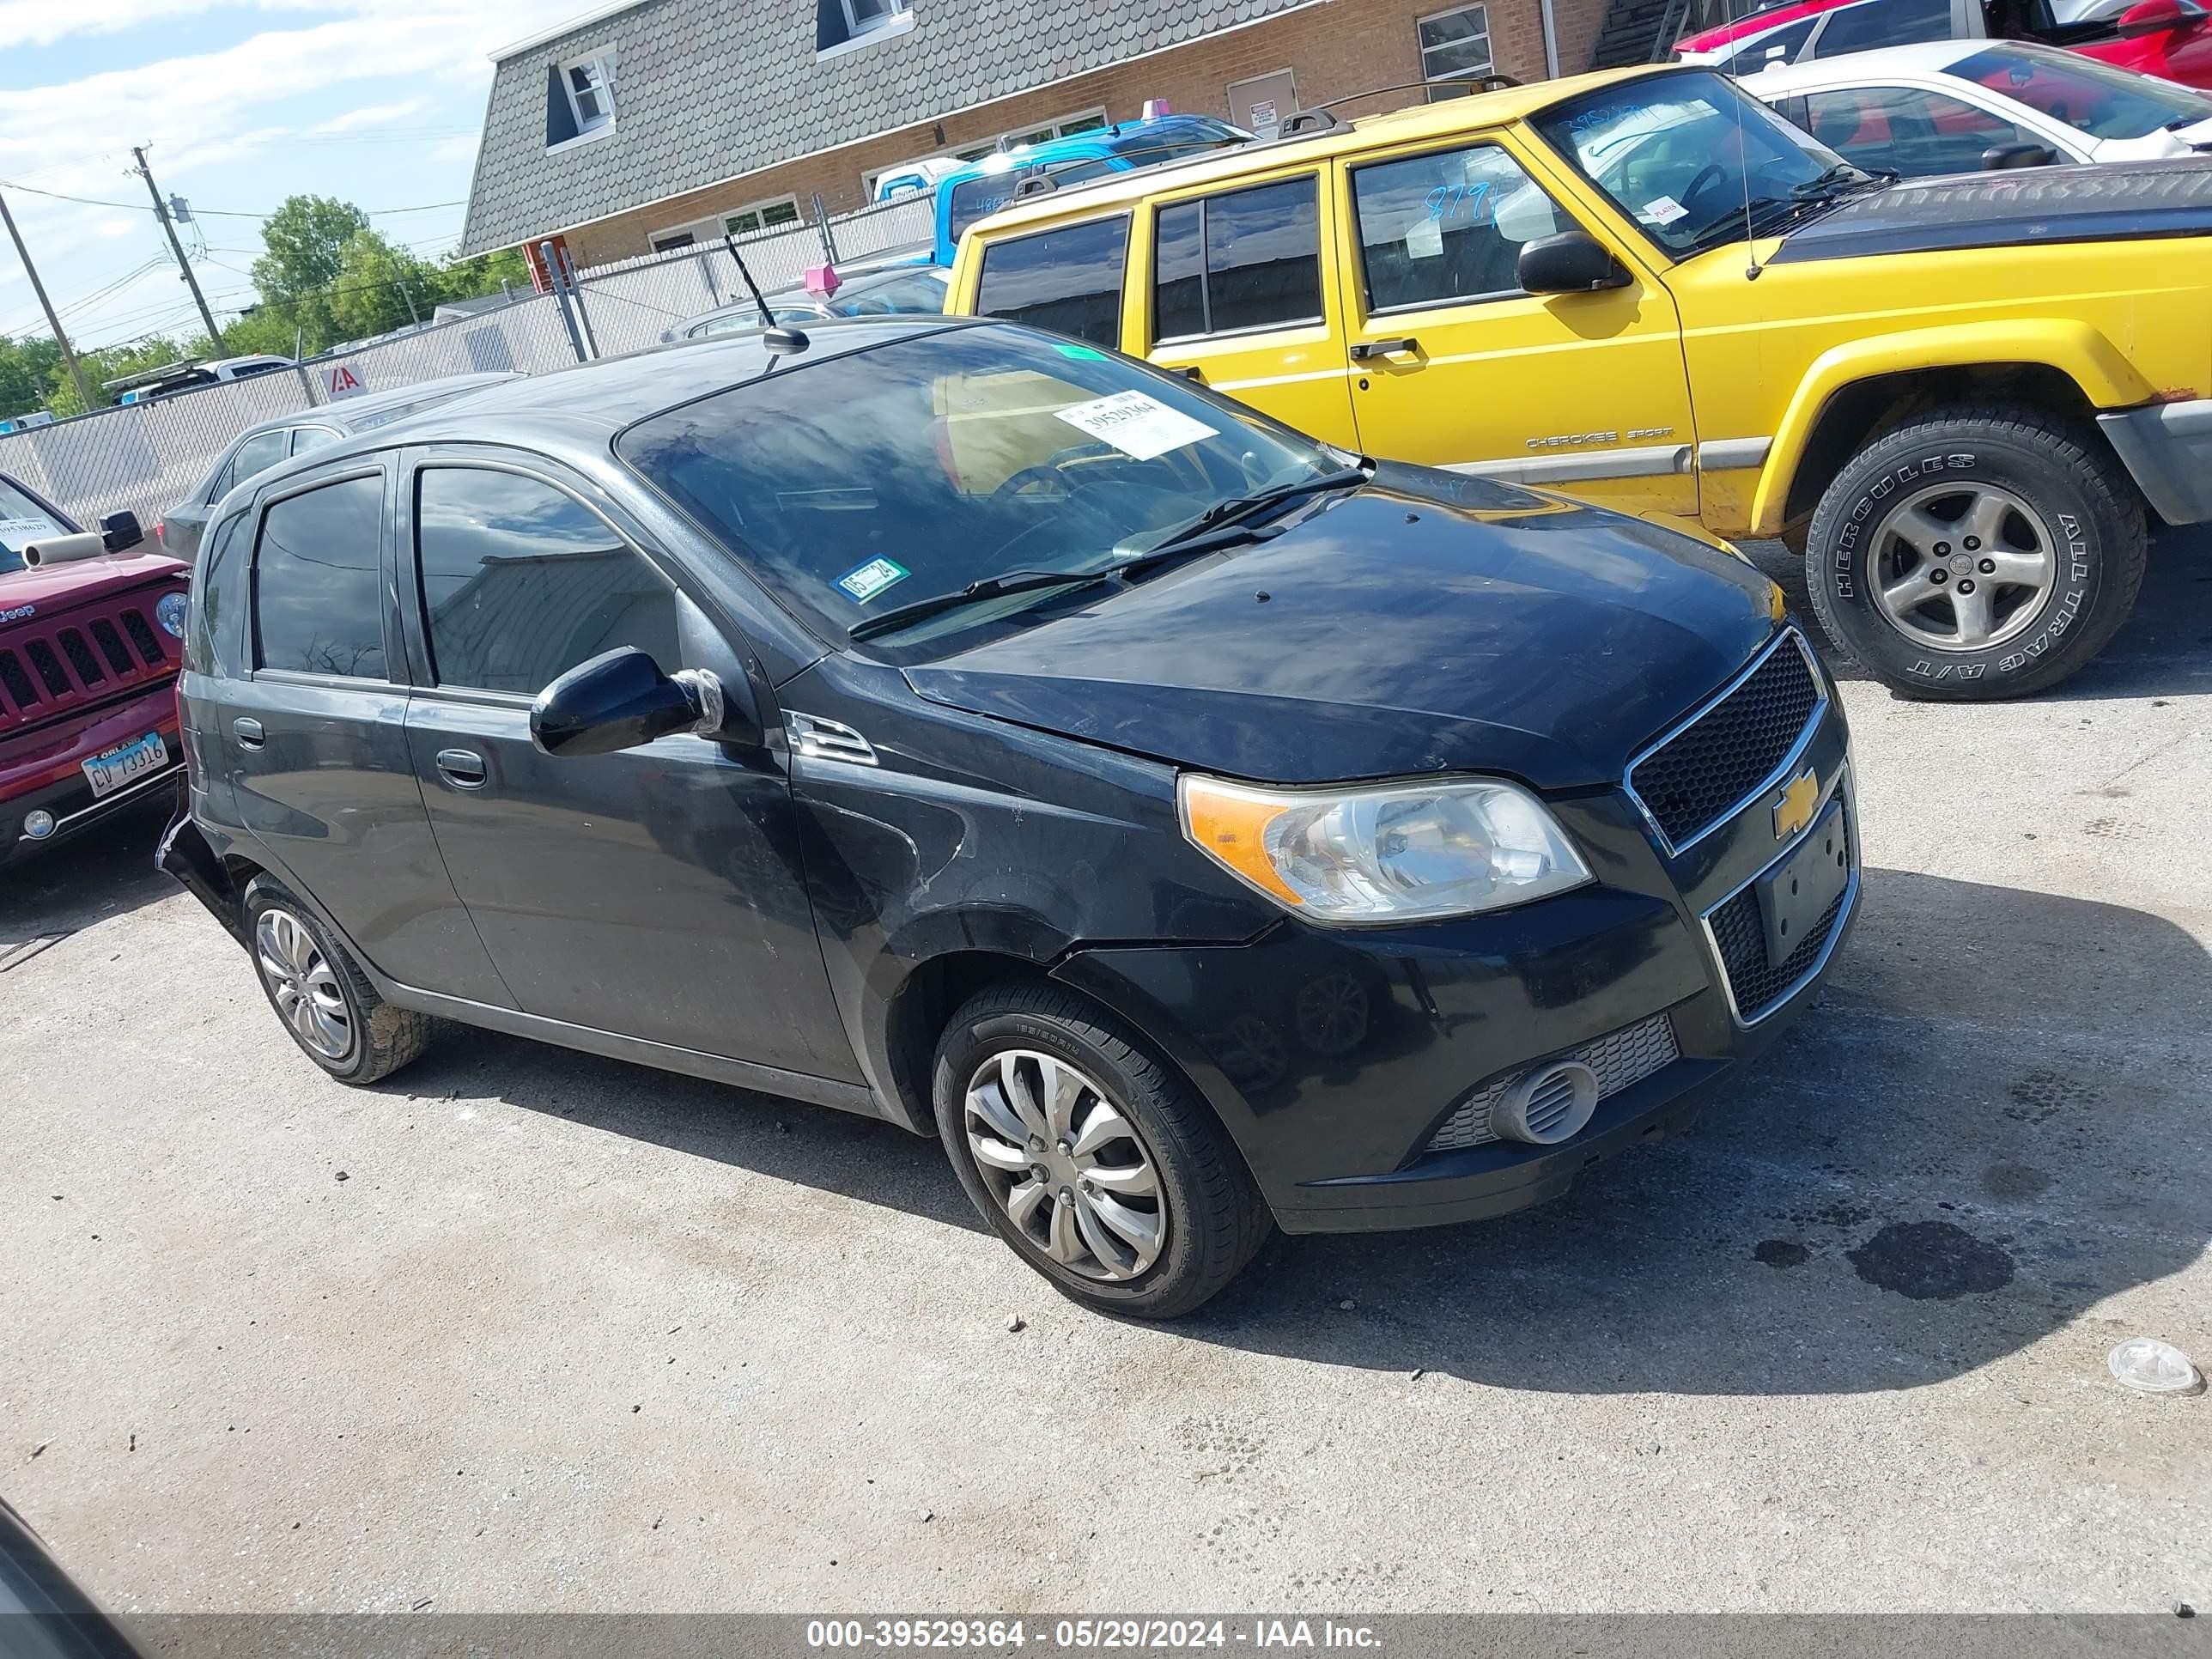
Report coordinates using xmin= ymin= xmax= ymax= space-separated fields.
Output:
xmin=903 ymin=466 xmax=1779 ymax=792
xmin=1770 ymin=158 xmax=2212 ymax=264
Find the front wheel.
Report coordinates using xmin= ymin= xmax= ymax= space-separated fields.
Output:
xmin=1804 ymin=406 xmax=2146 ymax=700
xmin=933 ymin=982 xmax=1270 ymax=1319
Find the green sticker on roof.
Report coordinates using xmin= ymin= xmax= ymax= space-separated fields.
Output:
xmin=1055 ymin=344 xmax=1108 ymax=361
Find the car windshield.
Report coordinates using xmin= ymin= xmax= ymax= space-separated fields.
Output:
xmin=1533 ymin=69 xmax=1850 ymax=257
xmin=617 ymin=323 xmax=1343 ymax=659
xmin=0 ymin=477 xmax=70 ymax=576
xmin=1951 ymin=44 xmax=2212 ymax=138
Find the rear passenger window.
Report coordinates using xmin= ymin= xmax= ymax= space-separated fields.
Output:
xmin=220 ymin=429 xmax=289 ymax=499
xmin=415 ymin=468 xmax=678 ymax=696
xmin=1151 ymin=176 xmax=1324 ymax=341
xmin=186 ymin=514 xmax=248 ymax=678
xmin=974 ymin=216 xmax=1131 ymax=348
xmin=1352 ymin=144 xmax=1565 ymax=313
xmin=253 ymin=475 xmax=386 ymax=680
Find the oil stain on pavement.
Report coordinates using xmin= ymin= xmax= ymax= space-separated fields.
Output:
xmin=1847 ymin=1220 xmax=2017 ymax=1300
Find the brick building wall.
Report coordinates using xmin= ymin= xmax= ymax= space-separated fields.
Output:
xmin=559 ymin=0 xmax=1560 ymax=265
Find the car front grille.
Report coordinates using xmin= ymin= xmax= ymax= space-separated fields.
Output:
xmin=1708 ymin=884 xmax=1850 ymax=1024
xmin=1424 ymin=1012 xmax=1681 ymax=1155
xmin=1627 ymin=631 xmax=1824 ymax=851
xmin=0 ymin=589 xmax=179 ymax=732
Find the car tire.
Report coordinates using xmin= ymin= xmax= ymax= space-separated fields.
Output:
xmin=242 ymin=875 xmax=432 ymax=1085
xmin=1804 ymin=404 xmax=2145 ymax=701
xmin=933 ymin=981 xmax=1271 ymax=1320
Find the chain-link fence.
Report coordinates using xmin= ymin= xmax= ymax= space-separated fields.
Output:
xmin=0 ymin=191 xmax=938 ymax=533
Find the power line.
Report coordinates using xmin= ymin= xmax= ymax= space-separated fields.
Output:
xmin=0 ymin=179 xmax=469 ymax=221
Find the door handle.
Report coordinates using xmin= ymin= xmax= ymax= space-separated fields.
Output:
xmin=232 ymin=717 xmax=264 ymax=750
xmin=434 ymin=748 xmax=488 ymax=788
xmin=1350 ymin=337 xmax=1420 ymax=361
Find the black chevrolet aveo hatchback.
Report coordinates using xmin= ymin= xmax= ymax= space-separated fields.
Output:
xmin=163 ymin=316 xmax=1857 ymax=1317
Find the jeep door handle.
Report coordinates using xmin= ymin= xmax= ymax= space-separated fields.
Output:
xmin=232 ymin=718 xmax=264 ymax=750
xmin=434 ymin=749 xmax=488 ymax=788
xmin=1350 ymin=337 xmax=1419 ymax=361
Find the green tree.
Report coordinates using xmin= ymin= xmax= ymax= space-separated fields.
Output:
xmin=327 ymin=228 xmax=435 ymax=343
xmin=0 ymin=335 xmax=64 ymax=422
xmin=250 ymin=195 xmax=369 ymax=355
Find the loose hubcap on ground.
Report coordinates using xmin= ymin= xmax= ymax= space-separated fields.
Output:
xmin=963 ymin=1049 xmax=1166 ymax=1282
xmin=254 ymin=908 xmax=353 ymax=1061
xmin=1869 ymin=481 xmax=2057 ymax=653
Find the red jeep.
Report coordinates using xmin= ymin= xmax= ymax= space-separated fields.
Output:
xmin=1 ymin=474 xmax=186 ymax=869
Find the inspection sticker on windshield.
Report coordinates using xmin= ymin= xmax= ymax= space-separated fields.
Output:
xmin=1640 ymin=195 xmax=1689 ymax=227
xmin=1055 ymin=391 xmax=1217 ymax=462
xmin=836 ymin=556 xmax=909 ymax=604
xmin=0 ymin=516 xmax=65 ymax=550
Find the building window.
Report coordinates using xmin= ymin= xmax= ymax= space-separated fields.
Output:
xmin=842 ymin=0 xmax=911 ymax=35
xmin=1417 ymin=5 xmax=1494 ymax=100
xmin=726 ymin=197 xmax=803 ymax=238
xmin=562 ymin=49 xmax=617 ymax=133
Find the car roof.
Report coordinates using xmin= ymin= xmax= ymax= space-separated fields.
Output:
xmin=941 ymin=114 xmax=1245 ymax=184
xmin=961 ymin=65 xmax=1692 ymax=240
xmin=229 ymin=372 xmax=522 ymax=441
xmin=240 ymin=317 xmax=973 ymax=484
xmin=1743 ymin=40 xmax=1995 ymax=90
xmin=672 ymin=264 xmax=946 ymax=335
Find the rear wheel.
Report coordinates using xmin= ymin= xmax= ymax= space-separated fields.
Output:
xmin=243 ymin=876 xmax=431 ymax=1085
xmin=933 ymin=982 xmax=1270 ymax=1319
xmin=1804 ymin=405 xmax=2145 ymax=700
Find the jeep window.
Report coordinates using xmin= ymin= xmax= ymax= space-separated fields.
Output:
xmin=1351 ymin=144 xmax=1564 ymax=312
xmin=974 ymin=217 xmax=1132 ymax=348
xmin=0 ymin=477 xmax=66 ymax=574
xmin=1802 ymin=84 xmax=2039 ymax=175
xmin=252 ymin=475 xmax=386 ymax=680
xmin=617 ymin=323 xmax=1334 ymax=659
xmin=1152 ymin=175 xmax=1324 ymax=342
xmin=1533 ymin=70 xmax=1842 ymax=257
xmin=1953 ymin=44 xmax=2212 ymax=139
xmin=416 ymin=468 xmax=678 ymax=696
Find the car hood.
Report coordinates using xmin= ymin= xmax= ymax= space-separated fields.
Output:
xmin=0 ymin=550 xmax=188 ymax=616
xmin=902 ymin=466 xmax=1781 ymax=792
xmin=2100 ymin=117 xmax=2212 ymax=160
xmin=1769 ymin=157 xmax=2212 ymax=263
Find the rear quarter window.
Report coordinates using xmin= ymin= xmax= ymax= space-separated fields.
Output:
xmin=187 ymin=513 xmax=250 ymax=678
xmin=974 ymin=216 xmax=1132 ymax=348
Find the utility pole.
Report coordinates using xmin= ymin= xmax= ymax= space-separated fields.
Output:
xmin=0 ymin=188 xmax=95 ymax=413
xmin=130 ymin=145 xmax=222 ymax=345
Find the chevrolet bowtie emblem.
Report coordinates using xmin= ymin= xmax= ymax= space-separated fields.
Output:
xmin=1773 ymin=770 xmax=1819 ymax=842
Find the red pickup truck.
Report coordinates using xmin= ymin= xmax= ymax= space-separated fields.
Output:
xmin=1 ymin=474 xmax=186 ymax=869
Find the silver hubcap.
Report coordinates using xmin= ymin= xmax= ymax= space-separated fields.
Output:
xmin=255 ymin=908 xmax=354 ymax=1062
xmin=1869 ymin=481 xmax=2057 ymax=653
xmin=963 ymin=1050 xmax=1166 ymax=1282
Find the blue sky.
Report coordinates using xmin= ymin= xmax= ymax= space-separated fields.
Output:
xmin=0 ymin=0 xmax=554 ymax=356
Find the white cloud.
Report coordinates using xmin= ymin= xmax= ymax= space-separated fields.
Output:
xmin=311 ymin=96 xmax=432 ymax=134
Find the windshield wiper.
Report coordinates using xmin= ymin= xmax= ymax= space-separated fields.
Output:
xmin=1682 ymin=196 xmax=1790 ymax=253
xmin=1133 ymin=464 xmax=1368 ymax=555
xmin=846 ymin=568 xmax=1115 ymax=642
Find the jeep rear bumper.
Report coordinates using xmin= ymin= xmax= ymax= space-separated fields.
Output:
xmin=2099 ymin=398 xmax=2212 ymax=526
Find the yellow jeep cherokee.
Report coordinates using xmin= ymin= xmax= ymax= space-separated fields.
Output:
xmin=946 ymin=64 xmax=2212 ymax=700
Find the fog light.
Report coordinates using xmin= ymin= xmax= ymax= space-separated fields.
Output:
xmin=22 ymin=809 xmax=56 ymax=840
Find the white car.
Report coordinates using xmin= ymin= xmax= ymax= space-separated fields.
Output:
xmin=1745 ymin=40 xmax=2212 ymax=174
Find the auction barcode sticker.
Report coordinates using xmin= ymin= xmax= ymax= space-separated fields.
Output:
xmin=1054 ymin=391 xmax=1217 ymax=462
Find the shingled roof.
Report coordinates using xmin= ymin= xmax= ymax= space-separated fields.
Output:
xmin=459 ymin=0 xmax=1320 ymax=254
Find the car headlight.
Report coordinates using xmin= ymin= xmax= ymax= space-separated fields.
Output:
xmin=1178 ymin=774 xmax=1592 ymax=924
xmin=155 ymin=591 xmax=187 ymax=638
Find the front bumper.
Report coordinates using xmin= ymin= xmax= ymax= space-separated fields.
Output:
xmin=2 ymin=701 xmax=182 ymax=869
xmin=2099 ymin=398 xmax=2212 ymax=526
xmin=1053 ymin=678 xmax=1856 ymax=1236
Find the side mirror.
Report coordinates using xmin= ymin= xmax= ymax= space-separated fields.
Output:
xmin=2118 ymin=0 xmax=2204 ymax=34
xmin=532 ymin=647 xmax=716 ymax=758
xmin=1517 ymin=230 xmax=1632 ymax=295
xmin=1981 ymin=141 xmax=2057 ymax=170
xmin=99 ymin=510 xmax=144 ymax=552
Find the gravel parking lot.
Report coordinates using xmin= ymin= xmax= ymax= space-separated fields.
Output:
xmin=3 ymin=536 xmax=2207 ymax=1617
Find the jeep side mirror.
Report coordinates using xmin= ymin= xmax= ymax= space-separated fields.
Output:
xmin=1981 ymin=141 xmax=2057 ymax=170
xmin=2118 ymin=0 xmax=2205 ymax=34
xmin=532 ymin=647 xmax=721 ymax=758
xmin=100 ymin=511 xmax=143 ymax=552
xmin=1517 ymin=231 xmax=1632 ymax=295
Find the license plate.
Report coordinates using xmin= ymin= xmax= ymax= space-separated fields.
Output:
xmin=81 ymin=731 xmax=167 ymax=799
xmin=1758 ymin=798 xmax=1850 ymax=964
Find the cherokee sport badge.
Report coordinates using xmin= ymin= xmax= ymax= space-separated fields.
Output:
xmin=1773 ymin=770 xmax=1819 ymax=842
